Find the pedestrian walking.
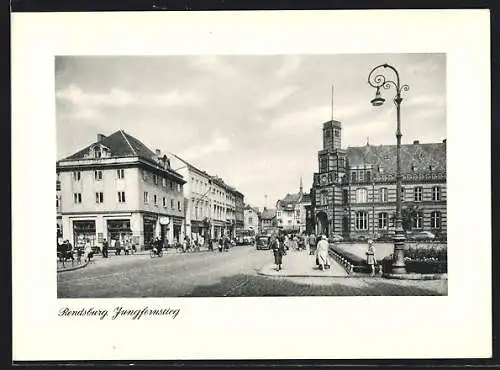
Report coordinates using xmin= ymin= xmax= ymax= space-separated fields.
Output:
xmin=315 ymin=235 xmax=330 ymax=271
xmin=84 ymin=238 xmax=93 ymax=263
xmin=218 ymin=237 xmax=223 ymax=253
xmin=102 ymin=239 xmax=109 ymax=258
xmin=308 ymin=233 xmax=316 ymax=255
xmin=271 ymin=235 xmax=285 ymax=271
xmin=366 ymin=240 xmax=377 ymax=276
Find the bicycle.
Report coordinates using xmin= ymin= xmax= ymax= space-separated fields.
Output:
xmin=150 ymin=248 xmax=163 ymax=258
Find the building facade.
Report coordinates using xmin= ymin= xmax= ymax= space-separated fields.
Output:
xmin=260 ymin=208 xmax=277 ymax=234
xmin=276 ymin=179 xmax=311 ymax=234
xmin=243 ymin=205 xmax=260 ymax=234
xmin=311 ymin=120 xmax=447 ymax=240
xmin=56 ymin=130 xmax=186 ymax=251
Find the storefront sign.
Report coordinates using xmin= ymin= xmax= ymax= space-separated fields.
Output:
xmin=159 ymin=216 xmax=170 ymax=225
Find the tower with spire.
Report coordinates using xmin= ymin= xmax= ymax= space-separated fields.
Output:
xmin=299 ymin=176 xmax=303 ymax=194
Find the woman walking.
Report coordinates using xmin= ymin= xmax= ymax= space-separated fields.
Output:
xmin=271 ymin=235 xmax=285 ymax=271
xmin=315 ymin=235 xmax=330 ymax=271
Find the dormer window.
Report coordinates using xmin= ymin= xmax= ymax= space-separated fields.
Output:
xmin=91 ymin=144 xmax=110 ymax=159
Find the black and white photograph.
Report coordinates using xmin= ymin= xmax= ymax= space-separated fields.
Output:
xmin=55 ymin=53 xmax=448 ymax=298
xmin=12 ymin=10 xmax=491 ymax=361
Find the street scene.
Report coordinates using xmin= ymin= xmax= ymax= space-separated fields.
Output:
xmin=56 ymin=54 xmax=447 ymax=297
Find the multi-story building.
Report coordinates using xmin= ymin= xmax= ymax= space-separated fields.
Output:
xmin=244 ymin=205 xmax=260 ymax=234
xmin=166 ymin=154 xmax=245 ymax=241
xmin=311 ymin=120 xmax=447 ymax=240
xmin=260 ymin=208 xmax=277 ymax=234
xmin=56 ymin=174 xmax=62 ymax=239
xmin=276 ymin=178 xmax=311 ymax=234
xmin=56 ymin=130 xmax=186 ymax=250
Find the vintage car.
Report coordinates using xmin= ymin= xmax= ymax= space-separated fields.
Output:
xmin=255 ymin=235 xmax=271 ymax=250
xmin=407 ymin=230 xmax=436 ymax=241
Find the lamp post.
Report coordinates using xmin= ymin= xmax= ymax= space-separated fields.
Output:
xmin=368 ymin=63 xmax=409 ymax=274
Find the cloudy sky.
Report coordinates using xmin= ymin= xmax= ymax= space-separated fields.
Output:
xmin=55 ymin=53 xmax=446 ymax=209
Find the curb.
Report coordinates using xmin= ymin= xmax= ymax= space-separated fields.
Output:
xmin=383 ymin=273 xmax=448 ymax=280
xmin=57 ymin=260 xmax=89 ymax=273
xmin=257 ymin=266 xmax=348 ymax=278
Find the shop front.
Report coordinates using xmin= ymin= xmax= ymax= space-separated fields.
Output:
xmin=143 ymin=215 xmax=156 ymax=250
xmin=107 ymin=219 xmax=132 ymax=248
xmin=172 ymin=216 xmax=183 ymax=244
xmin=73 ymin=220 xmax=96 ymax=249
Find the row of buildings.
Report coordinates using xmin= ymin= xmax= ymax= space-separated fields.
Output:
xmin=56 ymin=130 xmax=245 ymax=250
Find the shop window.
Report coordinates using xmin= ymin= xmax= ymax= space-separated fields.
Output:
xmin=356 ymin=188 xmax=367 ymax=203
xmin=73 ymin=193 xmax=82 ymax=204
xmin=432 ymin=186 xmax=441 ymax=201
xmin=356 ymin=211 xmax=368 ymax=230
xmin=107 ymin=219 xmax=132 ymax=248
xmin=378 ymin=212 xmax=388 ymax=229
xmin=414 ymin=187 xmax=423 ymax=202
xmin=95 ymin=192 xmax=104 ymax=204
xmin=73 ymin=220 xmax=96 ymax=249
xmin=431 ymin=211 xmax=441 ymax=228
xmin=94 ymin=170 xmax=102 ymax=181
xmin=117 ymin=191 xmax=126 ymax=203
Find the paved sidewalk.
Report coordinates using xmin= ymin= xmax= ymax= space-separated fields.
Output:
xmin=258 ymin=250 xmax=348 ymax=277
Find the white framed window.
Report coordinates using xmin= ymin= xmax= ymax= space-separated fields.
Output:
xmin=73 ymin=193 xmax=82 ymax=204
xmin=154 ymin=175 xmax=159 ymax=185
xmin=414 ymin=187 xmax=423 ymax=202
xmin=73 ymin=171 xmax=81 ymax=181
xmin=118 ymin=191 xmax=126 ymax=203
xmin=378 ymin=212 xmax=388 ymax=229
xmin=431 ymin=211 xmax=441 ymax=228
xmin=117 ymin=169 xmax=125 ymax=179
xmin=95 ymin=192 xmax=104 ymax=204
xmin=144 ymin=191 xmax=149 ymax=204
xmin=94 ymin=170 xmax=103 ymax=181
xmin=432 ymin=186 xmax=441 ymax=201
xmin=162 ymin=178 xmax=167 ymax=187
xmin=355 ymin=211 xmax=368 ymax=230
xmin=412 ymin=211 xmax=424 ymax=229
xmin=154 ymin=194 xmax=158 ymax=206
xmin=379 ymin=188 xmax=388 ymax=202
xmin=356 ymin=188 xmax=368 ymax=203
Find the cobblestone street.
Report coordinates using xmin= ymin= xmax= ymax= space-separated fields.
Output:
xmin=58 ymin=245 xmax=447 ymax=297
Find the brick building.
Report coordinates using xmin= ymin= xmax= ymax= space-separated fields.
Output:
xmin=311 ymin=120 xmax=447 ymax=240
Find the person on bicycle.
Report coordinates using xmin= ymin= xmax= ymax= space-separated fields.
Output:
xmin=153 ymin=237 xmax=162 ymax=255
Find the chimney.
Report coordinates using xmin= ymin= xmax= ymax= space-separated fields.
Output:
xmin=443 ymin=139 xmax=447 ymax=144
xmin=97 ymin=133 xmax=106 ymax=142
xmin=155 ymin=149 xmax=161 ymax=157
xmin=413 ymin=140 xmax=420 ymax=144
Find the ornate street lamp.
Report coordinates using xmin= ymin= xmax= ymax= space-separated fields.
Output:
xmin=368 ymin=63 xmax=410 ymax=274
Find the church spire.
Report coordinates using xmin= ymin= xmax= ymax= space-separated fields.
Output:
xmin=299 ymin=176 xmax=303 ymax=194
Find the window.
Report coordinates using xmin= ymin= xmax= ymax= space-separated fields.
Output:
xmin=178 ymin=201 xmax=181 ymax=211
xmin=296 ymin=210 xmax=300 ymax=218
xmin=342 ymin=189 xmax=349 ymax=204
xmin=118 ymin=191 xmax=126 ymax=203
xmin=400 ymin=187 xmax=405 ymax=201
xmin=73 ymin=171 xmax=81 ymax=181
xmin=73 ymin=193 xmax=82 ymax=204
xmin=277 ymin=211 xmax=281 ymax=217
xmin=94 ymin=170 xmax=102 ymax=181
xmin=379 ymin=188 xmax=388 ymax=202
xmin=95 ymin=192 xmax=104 ymax=204
xmin=334 ymin=129 xmax=340 ymax=137
xmin=144 ymin=192 xmax=149 ymax=204
xmin=366 ymin=171 xmax=371 ymax=182
xmin=356 ymin=188 xmax=367 ymax=203
xmin=56 ymin=196 xmax=59 ymax=208
xmin=414 ymin=187 xmax=423 ymax=201
xmin=163 ymin=197 xmax=166 ymax=207
xmin=177 ymin=184 xmax=181 ymax=192
xmin=351 ymin=172 xmax=357 ymax=183
xmin=117 ymin=169 xmax=125 ymax=179
xmin=320 ymin=157 xmax=328 ymax=172
xmin=153 ymin=195 xmax=158 ymax=206
xmin=320 ymin=191 xmax=328 ymax=205
xmin=248 ymin=217 xmax=253 ymax=223
xmin=154 ymin=175 xmax=158 ymax=185
xmin=94 ymin=147 xmax=102 ymax=158
xmin=359 ymin=171 xmax=364 ymax=182
xmin=432 ymin=186 xmax=441 ymax=201
xmin=378 ymin=212 xmax=388 ymax=229
xmin=412 ymin=211 xmax=423 ymax=229
xmin=431 ymin=211 xmax=441 ymax=228
xmin=142 ymin=170 xmax=146 ymax=180
xmin=162 ymin=178 xmax=167 ymax=187
xmin=356 ymin=211 xmax=368 ymax=230
xmin=171 ymin=199 xmax=174 ymax=208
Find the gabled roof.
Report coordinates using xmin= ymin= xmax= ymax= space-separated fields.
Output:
xmin=346 ymin=142 xmax=446 ymax=174
xmin=261 ymin=208 xmax=277 ymax=220
xmin=63 ymin=130 xmax=158 ymax=164
xmin=278 ymin=192 xmax=302 ymax=209
xmin=301 ymin=193 xmax=311 ymax=203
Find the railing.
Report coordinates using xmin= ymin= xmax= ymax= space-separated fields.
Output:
xmin=328 ymin=247 xmax=353 ymax=275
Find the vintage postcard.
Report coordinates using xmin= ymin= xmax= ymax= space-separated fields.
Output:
xmin=12 ymin=10 xmax=491 ymax=361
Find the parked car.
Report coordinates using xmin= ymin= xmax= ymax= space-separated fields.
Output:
xmin=255 ymin=235 xmax=271 ymax=250
xmin=407 ymin=231 xmax=435 ymax=241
